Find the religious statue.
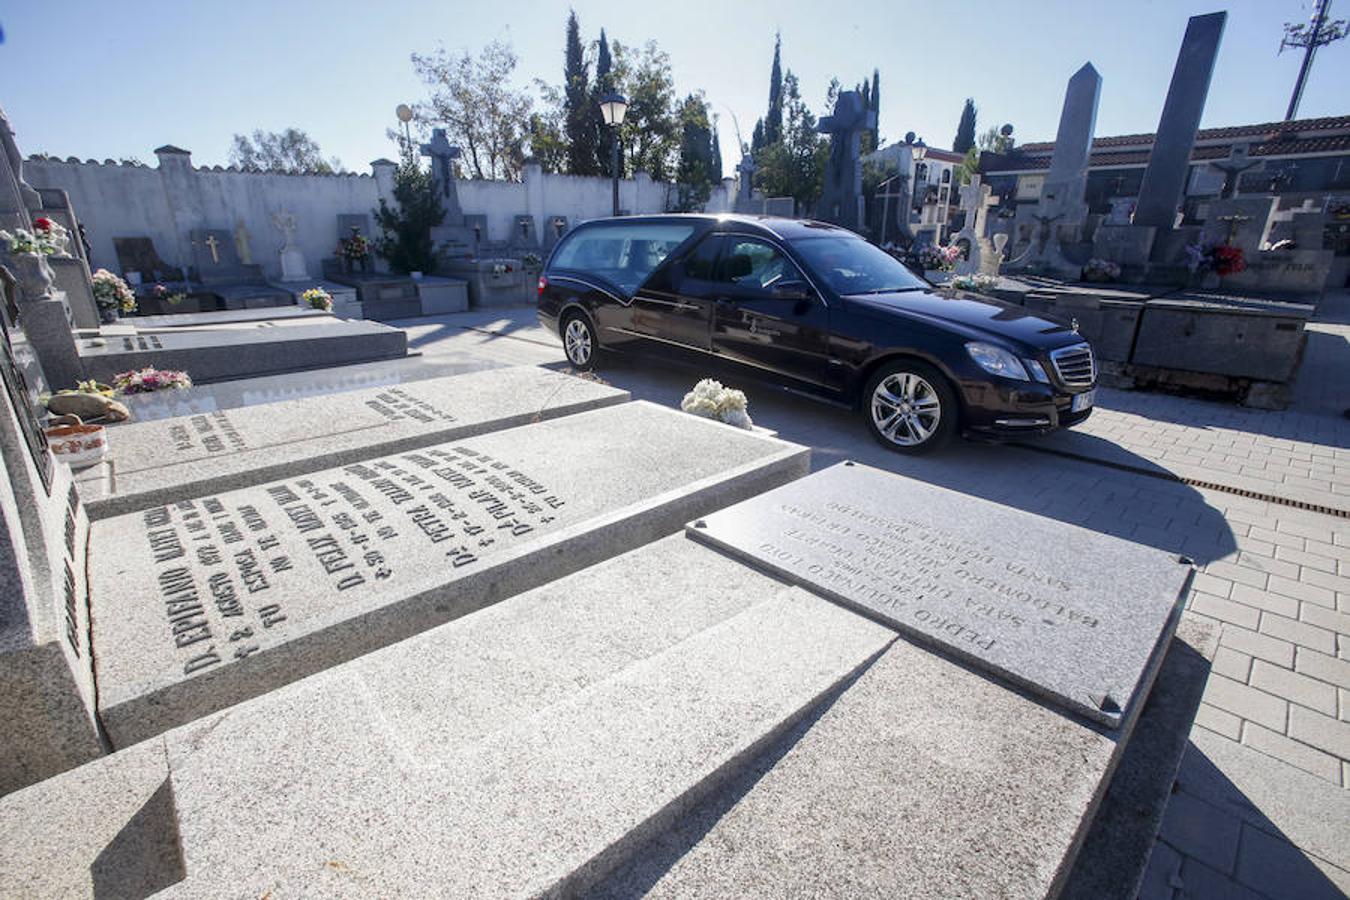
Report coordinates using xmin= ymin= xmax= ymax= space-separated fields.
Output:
xmin=1207 ymin=143 xmax=1265 ymax=199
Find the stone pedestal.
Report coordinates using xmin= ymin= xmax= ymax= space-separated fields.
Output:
xmin=279 ymin=247 xmax=308 ymax=281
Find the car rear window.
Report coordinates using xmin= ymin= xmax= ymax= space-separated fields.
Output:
xmin=550 ymin=223 xmax=698 ymax=295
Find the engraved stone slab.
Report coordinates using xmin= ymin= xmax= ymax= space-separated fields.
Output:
xmin=76 ymin=367 xmax=629 ymax=518
xmin=89 ymin=402 xmax=809 ymax=745
xmin=687 ymin=462 xmax=1192 ymax=727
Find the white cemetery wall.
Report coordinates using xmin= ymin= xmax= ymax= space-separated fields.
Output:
xmin=23 ymin=153 xmax=730 ymax=280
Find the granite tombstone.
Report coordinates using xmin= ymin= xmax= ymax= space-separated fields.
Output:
xmin=88 ymin=401 xmax=810 ymax=745
xmin=75 ymin=366 xmax=628 ymax=518
xmin=689 ymin=462 xmax=1192 ymax=728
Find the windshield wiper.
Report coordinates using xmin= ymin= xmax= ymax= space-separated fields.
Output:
xmin=849 ymin=286 xmax=926 ymax=295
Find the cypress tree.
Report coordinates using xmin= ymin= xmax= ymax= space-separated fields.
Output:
xmin=594 ymin=29 xmax=614 ymax=176
xmin=953 ymin=98 xmax=977 ymax=154
xmin=711 ymin=129 xmax=723 ymax=181
xmin=870 ymin=69 xmax=880 ymax=149
xmin=563 ymin=11 xmax=597 ymax=175
xmin=751 ymin=119 xmax=765 ymax=153
xmin=764 ymin=33 xmax=783 ymax=145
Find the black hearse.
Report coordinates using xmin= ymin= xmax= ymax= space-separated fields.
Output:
xmin=537 ymin=215 xmax=1095 ymax=454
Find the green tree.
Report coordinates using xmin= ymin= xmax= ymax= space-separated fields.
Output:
xmin=562 ymin=11 xmax=598 ymax=175
xmin=763 ymin=32 xmax=784 ymax=145
xmin=754 ymin=71 xmax=827 ymax=208
xmin=675 ymin=93 xmax=716 ymax=210
xmin=710 ymin=127 xmax=723 ymax=182
xmin=412 ymin=39 xmax=533 ymax=180
xmin=751 ymin=119 xmax=765 ymax=152
xmin=610 ymin=39 xmax=679 ymax=181
xmin=953 ymin=98 xmax=977 ymax=154
xmin=228 ymin=128 xmax=340 ymax=174
xmin=373 ymin=159 xmax=446 ymax=273
xmin=593 ymin=29 xmax=616 ymax=176
xmin=869 ymin=69 xmax=880 ymax=150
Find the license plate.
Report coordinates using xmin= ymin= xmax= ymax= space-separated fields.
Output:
xmin=1071 ymin=389 xmax=1095 ymax=412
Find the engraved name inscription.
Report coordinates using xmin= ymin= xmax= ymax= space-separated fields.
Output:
xmin=139 ymin=445 xmax=565 ymax=677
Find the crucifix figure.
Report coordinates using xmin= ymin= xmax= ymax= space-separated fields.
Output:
xmin=1217 ymin=212 xmax=1252 ymax=244
xmin=419 ymin=128 xmax=462 ymax=198
xmin=1208 ymin=143 xmax=1265 ymax=199
xmin=203 ymin=233 xmax=221 ymax=264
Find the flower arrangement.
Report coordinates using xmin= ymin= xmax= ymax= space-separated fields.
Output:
xmin=91 ymin=268 xmax=137 ymax=314
xmin=301 ymin=287 xmax=333 ymax=311
xmin=113 ymin=367 xmax=192 ymax=394
xmin=681 ymin=378 xmax=754 ymax=430
xmin=491 ymin=262 xmax=515 ymax=276
xmin=1211 ymin=244 xmax=1246 ymax=277
xmin=521 ymin=252 xmax=542 ymax=270
xmin=1081 ymin=258 xmax=1121 ymax=283
xmin=0 ymin=221 xmax=67 ymax=256
xmin=950 ymin=273 xmax=999 ymax=292
xmin=337 ymin=232 xmax=370 ymax=261
xmin=908 ymin=244 xmax=961 ymax=272
xmin=1185 ymin=242 xmax=1247 ymax=278
xmin=151 ymin=283 xmax=187 ymax=306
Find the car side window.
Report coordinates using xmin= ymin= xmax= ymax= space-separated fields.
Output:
xmin=718 ymin=238 xmax=795 ymax=292
xmin=550 ymin=222 xmax=697 ymax=294
xmin=681 ymin=235 xmax=723 ymax=280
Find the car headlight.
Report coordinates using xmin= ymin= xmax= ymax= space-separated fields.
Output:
xmin=966 ymin=342 xmax=1030 ymax=381
xmin=1024 ymin=359 xmax=1050 ymax=384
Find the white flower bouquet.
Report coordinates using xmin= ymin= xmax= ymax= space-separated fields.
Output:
xmin=681 ymin=378 xmax=754 ymax=430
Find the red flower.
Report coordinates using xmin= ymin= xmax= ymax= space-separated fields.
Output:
xmin=33 ymin=217 xmax=53 ymax=232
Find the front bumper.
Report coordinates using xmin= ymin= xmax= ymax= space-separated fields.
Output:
xmin=957 ymin=378 xmax=1095 ymax=438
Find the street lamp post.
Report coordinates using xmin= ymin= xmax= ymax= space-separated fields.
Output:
xmin=395 ymin=104 xmax=414 ymax=160
xmin=599 ymin=91 xmax=629 ymax=216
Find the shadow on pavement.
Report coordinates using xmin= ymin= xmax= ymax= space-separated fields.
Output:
xmin=552 ymin=351 xmax=1238 ymax=566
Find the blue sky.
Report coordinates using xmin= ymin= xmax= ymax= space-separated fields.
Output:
xmin=1 ymin=0 xmax=1346 ymax=176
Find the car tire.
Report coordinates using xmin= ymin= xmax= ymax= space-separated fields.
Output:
xmin=863 ymin=360 xmax=958 ymax=454
xmin=560 ymin=311 xmax=600 ymax=371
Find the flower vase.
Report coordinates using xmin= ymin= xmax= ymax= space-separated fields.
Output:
xmin=4 ymin=251 xmax=57 ymax=304
xmin=98 ymin=306 xmax=119 ymax=324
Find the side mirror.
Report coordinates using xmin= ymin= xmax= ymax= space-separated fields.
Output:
xmin=771 ymin=279 xmax=813 ymax=301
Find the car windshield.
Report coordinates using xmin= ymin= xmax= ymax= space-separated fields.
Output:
xmin=550 ymin=223 xmax=698 ymax=295
xmin=790 ymin=235 xmax=928 ymax=295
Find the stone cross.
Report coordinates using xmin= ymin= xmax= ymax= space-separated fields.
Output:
xmin=203 ymin=234 xmax=221 ymax=264
xmin=815 ymin=91 xmax=876 ymax=230
xmin=419 ymin=128 xmax=462 ymax=199
xmin=1208 ymin=143 xmax=1265 ymax=199
xmin=957 ymin=175 xmax=996 ymax=236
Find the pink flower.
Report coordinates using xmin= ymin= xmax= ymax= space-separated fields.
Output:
xmin=33 ymin=217 xmax=53 ymax=232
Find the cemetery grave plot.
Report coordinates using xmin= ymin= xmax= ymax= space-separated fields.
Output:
xmin=88 ymin=401 xmax=810 ymax=745
xmin=76 ymin=366 xmax=629 ymax=518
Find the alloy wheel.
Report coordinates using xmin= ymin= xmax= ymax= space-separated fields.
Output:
xmin=871 ymin=372 xmax=942 ymax=447
xmin=564 ymin=318 xmax=592 ymax=366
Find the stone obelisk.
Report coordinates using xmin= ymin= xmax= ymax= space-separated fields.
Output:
xmin=1132 ymin=11 xmax=1227 ymax=229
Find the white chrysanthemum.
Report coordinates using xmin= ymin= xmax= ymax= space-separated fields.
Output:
xmin=722 ymin=408 xmax=753 ymax=430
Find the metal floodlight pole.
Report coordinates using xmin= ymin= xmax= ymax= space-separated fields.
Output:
xmin=1281 ymin=0 xmax=1347 ymax=120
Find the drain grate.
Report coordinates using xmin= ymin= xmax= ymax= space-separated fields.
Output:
xmin=1013 ymin=443 xmax=1350 ymax=520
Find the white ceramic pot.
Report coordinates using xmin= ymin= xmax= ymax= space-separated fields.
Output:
xmin=45 ymin=422 xmax=108 ymax=469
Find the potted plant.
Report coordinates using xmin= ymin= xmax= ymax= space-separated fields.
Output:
xmin=0 ymin=222 xmax=67 ymax=304
xmin=91 ymin=268 xmax=138 ymax=322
